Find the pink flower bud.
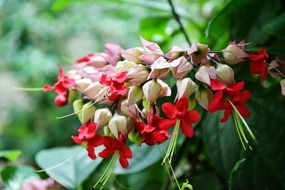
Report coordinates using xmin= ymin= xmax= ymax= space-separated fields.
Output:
xmin=157 ymin=79 xmax=171 ymax=97
xmin=76 ymin=53 xmax=107 ymax=68
xmin=119 ymin=99 xmax=137 ymax=118
xmin=195 ymin=88 xmax=213 ymax=110
xmin=108 ymin=113 xmax=128 ymax=138
xmin=81 ymin=101 xmax=96 ymax=124
xmin=73 ymin=99 xmax=95 ymax=124
xmin=121 ymin=47 xmax=144 ymax=63
xmin=148 ymin=57 xmax=170 ymax=79
xmin=195 ymin=66 xmax=216 ymax=85
xmin=165 ymin=46 xmax=186 ymax=61
xmin=176 ymin=78 xmax=197 ymax=100
xmin=75 ymin=78 xmax=92 ymax=92
xmin=215 ymin=63 xmax=235 ymax=85
xmin=127 ymin=86 xmax=143 ymax=105
xmin=189 ymin=43 xmax=209 ymax=64
xmin=94 ymin=108 xmax=112 ymax=128
xmin=223 ymin=44 xmax=248 ymax=64
xmin=115 ymin=60 xmax=137 ymax=73
xmin=170 ymin=57 xmax=192 ymax=79
xmin=83 ymin=82 xmax=105 ymax=100
xmin=126 ymin=65 xmax=149 ymax=85
xmin=142 ymin=79 xmax=162 ymax=104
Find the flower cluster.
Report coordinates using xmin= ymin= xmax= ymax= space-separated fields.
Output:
xmin=44 ymin=38 xmax=275 ymax=174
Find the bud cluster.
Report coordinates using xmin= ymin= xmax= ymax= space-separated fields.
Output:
xmin=43 ymin=38 xmax=274 ymax=181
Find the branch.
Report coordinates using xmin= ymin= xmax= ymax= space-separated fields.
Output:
xmin=167 ymin=0 xmax=191 ymax=48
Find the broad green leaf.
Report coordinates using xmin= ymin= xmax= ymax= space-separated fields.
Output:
xmin=263 ymin=12 xmax=285 ymax=40
xmin=113 ymin=142 xmax=168 ymax=175
xmin=202 ymin=111 xmax=242 ymax=178
xmin=202 ymin=94 xmax=285 ymax=190
xmin=0 ymin=150 xmax=21 ymax=162
xmin=35 ymin=146 xmax=103 ymax=189
xmin=191 ymin=172 xmax=223 ymax=190
xmin=1 ymin=165 xmax=39 ymax=190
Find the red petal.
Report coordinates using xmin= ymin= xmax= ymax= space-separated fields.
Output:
xmin=55 ymin=94 xmax=68 ymax=107
xmin=87 ymin=144 xmax=96 ymax=160
xmin=220 ymin=104 xmax=232 ymax=122
xmin=175 ymin=96 xmax=189 ymax=113
xmin=88 ymin=135 xmax=104 ymax=147
xmin=151 ymin=130 xmax=170 ymax=143
xmin=121 ymin=146 xmax=132 ymax=158
xmin=236 ymin=105 xmax=250 ymax=117
xmin=184 ymin=110 xmax=201 ymax=123
xmin=259 ymin=48 xmax=269 ymax=59
xmin=119 ymin=155 xmax=129 ymax=168
xmin=208 ymin=91 xmax=224 ymax=112
xmin=210 ymin=79 xmax=227 ymax=91
xmin=162 ymin=102 xmax=176 ymax=119
xmin=102 ymin=136 xmax=116 ymax=148
xmin=250 ymin=61 xmax=262 ymax=74
xmin=71 ymin=136 xmax=83 ymax=144
xmin=260 ymin=62 xmax=268 ymax=80
xmin=239 ymin=90 xmax=251 ymax=103
xmin=43 ymin=85 xmax=53 ymax=92
xmin=98 ymin=149 xmax=115 ymax=158
xmin=180 ymin=119 xmax=194 ymax=138
xmin=159 ymin=118 xmax=176 ymax=129
xmin=100 ymin=74 xmax=110 ymax=85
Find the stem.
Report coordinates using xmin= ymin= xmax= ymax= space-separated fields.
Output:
xmin=93 ymin=153 xmax=118 ymax=189
xmin=273 ymin=67 xmax=285 ymax=78
xmin=167 ymin=0 xmax=191 ymax=48
xmin=162 ymin=120 xmax=180 ymax=164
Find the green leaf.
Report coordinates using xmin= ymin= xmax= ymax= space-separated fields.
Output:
xmin=1 ymin=165 xmax=39 ymax=190
xmin=140 ymin=16 xmax=171 ymax=42
xmin=0 ymin=150 xmax=21 ymax=162
xmin=113 ymin=142 xmax=168 ymax=175
xmin=35 ymin=146 xmax=103 ymax=189
xmin=202 ymin=94 xmax=285 ymax=190
xmin=191 ymin=172 xmax=223 ymax=190
xmin=263 ymin=12 xmax=285 ymax=40
xmin=202 ymin=111 xmax=242 ymax=178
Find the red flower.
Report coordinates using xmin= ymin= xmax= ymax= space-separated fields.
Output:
xmin=72 ymin=122 xmax=104 ymax=160
xmin=135 ymin=113 xmax=170 ymax=145
xmin=76 ymin=53 xmax=94 ymax=64
xmin=43 ymin=68 xmax=75 ymax=106
xmin=100 ymin=72 xmax=128 ymax=101
xmin=99 ymin=134 xmax=132 ymax=168
xmin=249 ymin=48 xmax=269 ymax=80
xmin=161 ymin=97 xmax=201 ymax=138
xmin=208 ymin=80 xmax=251 ymax=122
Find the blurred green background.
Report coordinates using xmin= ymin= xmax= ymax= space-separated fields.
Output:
xmin=1 ymin=0 xmax=285 ymax=189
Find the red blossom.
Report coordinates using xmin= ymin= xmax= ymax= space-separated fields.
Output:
xmin=135 ymin=113 xmax=170 ymax=145
xmin=76 ymin=53 xmax=94 ymax=64
xmin=99 ymin=134 xmax=132 ymax=168
xmin=100 ymin=72 xmax=128 ymax=101
xmin=72 ymin=122 xmax=104 ymax=160
xmin=43 ymin=68 xmax=75 ymax=106
xmin=161 ymin=97 xmax=201 ymax=138
xmin=208 ymin=80 xmax=251 ymax=122
xmin=249 ymin=48 xmax=269 ymax=80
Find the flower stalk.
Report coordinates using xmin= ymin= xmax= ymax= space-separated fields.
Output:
xmin=162 ymin=119 xmax=180 ymax=165
xmin=229 ymin=100 xmax=257 ymax=151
